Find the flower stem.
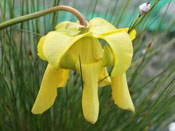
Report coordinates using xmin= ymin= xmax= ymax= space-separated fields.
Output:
xmin=128 ymin=15 xmax=141 ymax=33
xmin=0 ymin=5 xmax=88 ymax=30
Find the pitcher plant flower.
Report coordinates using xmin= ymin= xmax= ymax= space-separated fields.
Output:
xmin=31 ymin=17 xmax=136 ymax=124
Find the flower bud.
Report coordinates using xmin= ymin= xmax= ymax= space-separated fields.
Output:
xmin=139 ymin=2 xmax=151 ymax=15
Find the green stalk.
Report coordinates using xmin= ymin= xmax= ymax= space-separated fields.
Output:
xmin=0 ymin=5 xmax=88 ymax=30
xmin=109 ymin=0 xmax=118 ymax=22
xmin=104 ymin=1 xmax=112 ymax=19
xmin=91 ymin=0 xmax=99 ymax=18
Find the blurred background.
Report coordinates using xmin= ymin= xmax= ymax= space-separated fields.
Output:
xmin=0 ymin=0 xmax=175 ymax=130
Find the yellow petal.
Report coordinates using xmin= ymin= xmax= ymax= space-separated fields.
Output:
xmin=128 ymin=29 xmax=136 ymax=41
xmin=57 ymin=68 xmax=69 ymax=87
xmin=76 ymin=62 xmax=103 ymax=124
xmin=60 ymin=36 xmax=103 ymax=70
xmin=88 ymin=18 xmax=116 ymax=36
xmin=42 ymin=31 xmax=89 ymax=67
xmin=96 ymin=31 xmax=133 ymax=77
xmin=66 ymin=36 xmax=103 ymax=65
xmin=111 ymin=73 xmax=135 ymax=112
xmin=55 ymin=21 xmax=86 ymax=36
xmin=32 ymin=64 xmax=69 ymax=114
xmin=98 ymin=67 xmax=111 ymax=87
xmin=37 ymin=36 xmax=47 ymax=60
xmin=99 ymin=28 xmax=136 ymax=41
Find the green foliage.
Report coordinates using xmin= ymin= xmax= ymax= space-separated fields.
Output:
xmin=0 ymin=0 xmax=175 ymax=130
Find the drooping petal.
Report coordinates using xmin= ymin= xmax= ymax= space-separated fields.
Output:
xmin=96 ymin=31 xmax=133 ymax=77
xmin=111 ymin=73 xmax=135 ymax=112
xmin=76 ymin=62 xmax=103 ymax=124
xmin=32 ymin=64 xmax=69 ymax=114
xmin=42 ymin=31 xmax=89 ymax=67
xmin=98 ymin=67 xmax=111 ymax=87
xmin=37 ymin=36 xmax=47 ymax=60
xmin=88 ymin=18 xmax=116 ymax=35
xmin=57 ymin=68 xmax=69 ymax=87
xmin=63 ymin=35 xmax=104 ymax=123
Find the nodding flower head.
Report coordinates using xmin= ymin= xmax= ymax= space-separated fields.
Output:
xmin=32 ymin=18 xmax=136 ymax=124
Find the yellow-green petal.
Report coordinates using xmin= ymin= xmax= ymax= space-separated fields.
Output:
xmin=57 ymin=68 xmax=69 ymax=87
xmin=88 ymin=18 xmax=116 ymax=36
xmin=128 ymin=29 xmax=136 ymax=41
xmin=96 ymin=31 xmax=133 ymax=77
xmin=99 ymin=28 xmax=136 ymax=41
xmin=37 ymin=36 xmax=47 ymax=60
xmin=43 ymin=31 xmax=89 ymax=67
xmin=76 ymin=62 xmax=103 ymax=124
xmin=60 ymin=36 xmax=103 ymax=70
xmin=111 ymin=73 xmax=135 ymax=112
xmin=32 ymin=64 xmax=69 ymax=114
xmin=55 ymin=21 xmax=85 ymax=36
xmin=66 ymin=37 xmax=103 ymax=65
xmin=98 ymin=67 xmax=111 ymax=87
xmin=102 ymin=45 xmax=114 ymax=67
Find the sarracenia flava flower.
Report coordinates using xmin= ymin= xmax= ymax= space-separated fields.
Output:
xmin=32 ymin=18 xmax=136 ymax=124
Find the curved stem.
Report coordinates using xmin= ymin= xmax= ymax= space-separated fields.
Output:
xmin=0 ymin=5 xmax=88 ymax=30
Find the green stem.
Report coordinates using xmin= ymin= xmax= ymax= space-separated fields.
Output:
xmin=128 ymin=15 xmax=141 ymax=33
xmin=0 ymin=5 xmax=87 ymax=30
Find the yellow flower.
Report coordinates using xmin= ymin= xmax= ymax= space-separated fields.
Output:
xmin=32 ymin=18 xmax=136 ymax=124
